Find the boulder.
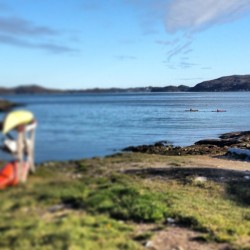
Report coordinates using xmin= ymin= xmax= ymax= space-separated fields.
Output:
xmin=195 ymin=139 xmax=239 ymax=147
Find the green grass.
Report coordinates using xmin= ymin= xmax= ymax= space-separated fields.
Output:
xmin=1 ymin=153 xmax=250 ymax=249
xmin=64 ymin=174 xmax=169 ymax=223
xmin=0 ymin=212 xmax=139 ymax=250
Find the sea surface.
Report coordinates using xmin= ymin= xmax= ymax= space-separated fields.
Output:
xmin=0 ymin=92 xmax=249 ymax=162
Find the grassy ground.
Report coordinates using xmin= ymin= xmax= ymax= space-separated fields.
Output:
xmin=1 ymin=153 xmax=250 ymax=249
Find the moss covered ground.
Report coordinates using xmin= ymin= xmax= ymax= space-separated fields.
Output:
xmin=1 ymin=153 xmax=250 ymax=249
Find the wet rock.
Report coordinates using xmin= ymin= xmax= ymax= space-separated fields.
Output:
xmin=195 ymin=139 xmax=239 ymax=147
xmin=220 ymin=131 xmax=250 ymax=140
xmin=154 ymin=141 xmax=169 ymax=147
xmin=123 ymin=131 xmax=250 ymax=157
xmin=123 ymin=143 xmax=227 ymax=156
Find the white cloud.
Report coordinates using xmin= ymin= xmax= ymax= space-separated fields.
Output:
xmin=124 ymin=0 xmax=250 ymax=66
xmin=125 ymin=0 xmax=250 ymax=33
xmin=165 ymin=0 xmax=250 ymax=32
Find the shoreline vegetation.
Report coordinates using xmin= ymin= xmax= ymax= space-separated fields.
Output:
xmin=1 ymin=131 xmax=250 ymax=249
xmin=0 ymin=75 xmax=250 ymax=94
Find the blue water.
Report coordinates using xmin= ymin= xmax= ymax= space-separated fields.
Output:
xmin=0 ymin=92 xmax=249 ymax=162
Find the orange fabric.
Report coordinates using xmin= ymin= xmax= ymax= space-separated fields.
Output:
xmin=0 ymin=161 xmax=29 ymax=189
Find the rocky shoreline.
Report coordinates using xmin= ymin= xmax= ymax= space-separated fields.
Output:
xmin=123 ymin=130 xmax=250 ymax=157
xmin=0 ymin=99 xmax=20 ymax=112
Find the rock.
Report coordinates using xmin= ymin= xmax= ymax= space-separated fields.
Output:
xmin=167 ymin=217 xmax=175 ymax=224
xmin=227 ymin=148 xmax=250 ymax=160
xmin=154 ymin=141 xmax=168 ymax=147
xmin=220 ymin=131 xmax=250 ymax=140
xmin=145 ymin=241 xmax=154 ymax=248
xmin=123 ymin=131 xmax=250 ymax=157
xmin=194 ymin=176 xmax=207 ymax=183
xmin=195 ymin=139 xmax=239 ymax=147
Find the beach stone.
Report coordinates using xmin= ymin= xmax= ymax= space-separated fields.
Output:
xmin=145 ymin=241 xmax=155 ymax=249
xmin=194 ymin=176 xmax=207 ymax=183
xmin=167 ymin=217 xmax=175 ymax=224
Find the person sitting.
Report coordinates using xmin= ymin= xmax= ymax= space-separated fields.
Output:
xmin=0 ymin=110 xmax=37 ymax=189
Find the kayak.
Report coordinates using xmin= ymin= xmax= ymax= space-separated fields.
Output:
xmin=212 ymin=110 xmax=226 ymax=112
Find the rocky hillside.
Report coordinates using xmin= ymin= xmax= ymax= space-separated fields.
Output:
xmin=190 ymin=75 xmax=250 ymax=92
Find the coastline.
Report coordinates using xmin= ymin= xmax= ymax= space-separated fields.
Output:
xmin=123 ymin=130 xmax=250 ymax=160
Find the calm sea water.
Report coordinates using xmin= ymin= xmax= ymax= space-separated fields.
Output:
xmin=0 ymin=92 xmax=249 ymax=162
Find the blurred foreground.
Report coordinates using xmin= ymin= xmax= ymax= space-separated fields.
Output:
xmin=1 ymin=153 xmax=250 ymax=250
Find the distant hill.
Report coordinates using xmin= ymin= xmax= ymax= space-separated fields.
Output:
xmin=190 ymin=75 xmax=250 ymax=92
xmin=67 ymin=87 xmax=152 ymax=94
xmin=0 ymin=75 xmax=250 ymax=94
xmin=151 ymin=85 xmax=190 ymax=92
xmin=0 ymin=85 xmax=62 ymax=95
xmin=0 ymin=85 xmax=151 ymax=94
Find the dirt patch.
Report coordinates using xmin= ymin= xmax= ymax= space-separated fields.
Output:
xmin=125 ymin=155 xmax=250 ymax=250
xmin=125 ymin=167 xmax=250 ymax=183
xmin=185 ymin=155 xmax=250 ymax=171
xmin=123 ymin=155 xmax=250 ymax=183
xmin=147 ymin=226 xmax=230 ymax=250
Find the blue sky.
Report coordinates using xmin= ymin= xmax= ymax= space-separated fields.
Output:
xmin=0 ymin=0 xmax=250 ymax=89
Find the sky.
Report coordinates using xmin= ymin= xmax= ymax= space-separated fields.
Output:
xmin=0 ymin=0 xmax=250 ymax=89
